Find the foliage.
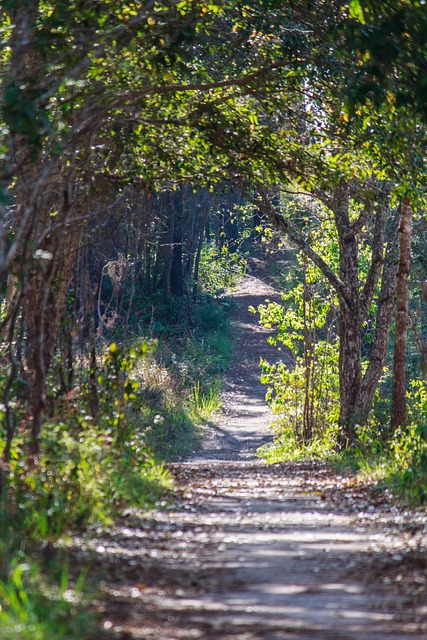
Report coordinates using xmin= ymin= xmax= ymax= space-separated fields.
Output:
xmin=2 ymin=0 xmax=427 ymax=631
xmin=0 ymin=340 xmax=167 ymax=539
xmin=347 ymin=380 xmax=427 ymax=505
xmin=3 ymin=422 xmax=172 ymax=540
xmin=2 ymin=0 xmax=426 ymax=473
xmin=258 ymin=419 xmax=339 ymax=463
xmin=197 ymin=242 xmax=247 ymax=296
xmin=2 ymin=0 xmax=427 ymax=597
xmin=189 ymin=379 xmax=222 ymax=419
xmin=388 ymin=423 xmax=427 ymax=504
xmin=254 ymin=230 xmax=340 ymax=445
xmin=259 ymin=340 xmax=340 ymax=438
xmin=0 ymin=285 xmax=233 ymax=540
xmin=0 ymin=553 xmax=96 ymax=640
xmin=341 ymin=0 xmax=427 ymax=121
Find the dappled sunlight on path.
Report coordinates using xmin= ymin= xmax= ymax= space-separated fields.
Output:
xmin=88 ymin=461 xmax=426 ymax=639
xmin=79 ymin=273 xmax=427 ymax=639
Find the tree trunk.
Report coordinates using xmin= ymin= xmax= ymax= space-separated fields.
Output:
xmin=302 ymin=256 xmax=314 ymax=442
xmin=352 ymin=210 xmax=400 ymax=423
xmin=192 ymin=226 xmax=204 ymax=297
xmin=334 ymin=184 xmax=362 ymax=445
xmin=157 ymin=193 xmax=174 ymax=300
xmin=391 ymin=201 xmax=413 ymax=430
xmin=170 ymin=190 xmax=184 ymax=297
xmin=338 ymin=300 xmax=362 ymax=444
xmin=82 ymin=251 xmax=99 ymax=419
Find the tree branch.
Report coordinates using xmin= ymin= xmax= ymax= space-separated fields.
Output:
xmin=255 ymin=189 xmax=350 ymax=305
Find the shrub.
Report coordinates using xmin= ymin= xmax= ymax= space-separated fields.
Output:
xmin=388 ymin=423 xmax=427 ymax=503
xmin=197 ymin=243 xmax=246 ymax=296
xmin=258 ymin=419 xmax=339 ymax=463
xmin=4 ymin=422 xmax=172 ymax=540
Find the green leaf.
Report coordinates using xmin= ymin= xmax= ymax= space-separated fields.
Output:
xmin=349 ymin=0 xmax=366 ymax=24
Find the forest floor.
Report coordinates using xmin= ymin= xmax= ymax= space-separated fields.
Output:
xmin=75 ymin=263 xmax=427 ymax=639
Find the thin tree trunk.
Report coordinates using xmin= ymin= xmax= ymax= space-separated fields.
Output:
xmin=83 ymin=252 xmax=99 ymax=420
xmin=192 ymin=226 xmax=204 ymax=297
xmin=157 ymin=193 xmax=174 ymax=300
xmin=170 ymin=190 xmax=184 ymax=297
xmin=338 ymin=301 xmax=362 ymax=444
xmin=352 ymin=210 xmax=400 ymax=423
xmin=334 ymin=184 xmax=362 ymax=445
xmin=391 ymin=201 xmax=413 ymax=430
xmin=302 ymin=256 xmax=314 ymax=442
xmin=183 ymin=191 xmax=197 ymax=300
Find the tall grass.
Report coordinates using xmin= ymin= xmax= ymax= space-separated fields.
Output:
xmin=0 ymin=554 xmax=95 ymax=640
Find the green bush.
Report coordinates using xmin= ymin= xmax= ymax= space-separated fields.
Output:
xmin=191 ymin=296 xmax=231 ymax=336
xmin=389 ymin=423 xmax=427 ymax=503
xmin=258 ymin=419 xmax=339 ymax=463
xmin=259 ymin=339 xmax=340 ymax=441
xmin=4 ymin=422 xmax=172 ymax=540
xmin=345 ymin=380 xmax=427 ymax=505
xmin=197 ymin=243 xmax=246 ymax=296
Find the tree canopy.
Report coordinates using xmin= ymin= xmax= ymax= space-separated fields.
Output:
xmin=0 ymin=0 xmax=427 ymax=457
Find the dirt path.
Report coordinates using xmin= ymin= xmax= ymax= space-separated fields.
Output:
xmin=187 ymin=270 xmax=289 ymax=462
xmin=90 ymin=273 xmax=427 ymax=639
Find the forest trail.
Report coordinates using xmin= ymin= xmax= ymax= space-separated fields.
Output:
xmin=186 ymin=262 xmax=288 ymax=462
xmin=88 ymin=269 xmax=427 ymax=639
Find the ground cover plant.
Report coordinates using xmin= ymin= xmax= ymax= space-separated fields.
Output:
xmin=0 ymin=552 xmax=96 ymax=640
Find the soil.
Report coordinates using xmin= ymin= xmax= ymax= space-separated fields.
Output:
xmin=83 ymin=265 xmax=427 ymax=639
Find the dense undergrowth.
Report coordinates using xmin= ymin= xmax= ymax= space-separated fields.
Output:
xmin=0 ymin=247 xmax=240 ymax=640
xmin=259 ymin=408 xmax=427 ymax=506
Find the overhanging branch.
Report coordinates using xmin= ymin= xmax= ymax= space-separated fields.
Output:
xmin=255 ymin=189 xmax=350 ymax=306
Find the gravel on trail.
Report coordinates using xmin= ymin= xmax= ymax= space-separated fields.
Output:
xmin=85 ymin=272 xmax=427 ymax=640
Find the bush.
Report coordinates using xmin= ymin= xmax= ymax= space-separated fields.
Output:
xmin=197 ymin=243 xmax=246 ymax=296
xmin=4 ymin=422 xmax=172 ymax=540
xmin=345 ymin=379 xmax=427 ymax=505
xmin=258 ymin=419 xmax=339 ymax=463
xmin=389 ymin=423 xmax=427 ymax=503
xmin=260 ymin=339 xmax=339 ymax=441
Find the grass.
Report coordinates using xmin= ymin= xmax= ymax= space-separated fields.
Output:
xmin=347 ymin=422 xmax=427 ymax=505
xmin=141 ymin=296 xmax=232 ymax=459
xmin=189 ymin=380 xmax=222 ymax=420
xmin=2 ymin=425 xmax=173 ymax=540
xmin=260 ymin=416 xmax=427 ymax=506
xmin=0 ymin=553 xmax=97 ymax=640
